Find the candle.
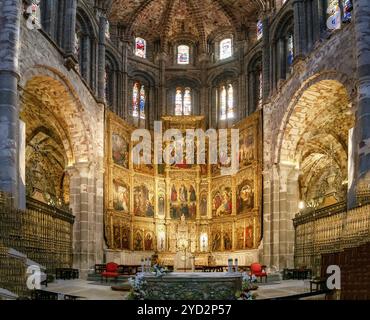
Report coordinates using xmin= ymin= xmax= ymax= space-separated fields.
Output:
xmin=141 ymin=259 xmax=144 ymax=273
xmin=228 ymin=258 xmax=233 ymax=273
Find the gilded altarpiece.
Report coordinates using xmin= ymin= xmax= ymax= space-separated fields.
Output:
xmin=104 ymin=111 xmax=262 ymax=266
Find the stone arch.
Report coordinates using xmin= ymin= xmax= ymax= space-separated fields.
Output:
xmin=275 ymin=72 xmax=356 ymax=165
xmin=19 ymin=65 xmax=93 ymax=164
xmin=276 ymin=75 xmax=355 ymax=208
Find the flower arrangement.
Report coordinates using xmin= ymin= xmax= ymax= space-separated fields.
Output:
xmin=127 ymin=273 xmax=147 ymax=300
xmin=151 ymin=264 xmax=171 ymax=277
xmin=236 ymin=273 xmax=258 ymax=300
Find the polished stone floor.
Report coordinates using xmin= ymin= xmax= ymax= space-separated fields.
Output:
xmin=255 ymin=280 xmax=325 ymax=300
xmin=45 ymin=279 xmax=325 ymax=300
xmin=46 ymin=279 xmax=128 ymax=300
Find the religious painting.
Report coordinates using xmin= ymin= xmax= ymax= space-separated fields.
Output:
xmin=212 ymin=186 xmax=232 ymax=217
xmin=211 ymin=140 xmax=232 ymax=176
xmin=133 ymin=184 xmax=154 ymax=217
xmin=200 ymin=192 xmax=208 ymax=217
xmin=236 ymin=226 xmax=245 ymax=250
xmin=144 ymin=232 xmax=154 ymax=251
xmin=157 ymin=230 xmax=166 ymax=252
xmin=158 ymin=192 xmax=165 ymax=217
xmin=167 ymin=136 xmax=193 ymax=169
xmin=121 ymin=226 xmax=130 ymax=250
xmin=134 ymin=230 xmax=143 ymax=251
xmin=212 ymin=232 xmax=221 ymax=251
xmin=112 ymin=133 xmax=129 ymax=169
xmin=239 ymin=129 xmax=254 ymax=168
xmin=113 ymin=224 xmax=121 ymax=249
xmin=113 ymin=180 xmax=130 ymax=213
xmin=245 ymin=226 xmax=254 ymax=249
xmin=237 ymin=180 xmax=254 ymax=214
xmin=170 ymin=182 xmax=197 ymax=220
xmin=223 ymin=232 xmax=232 ymax=251
xmin=133 ymin=142 xmax=154 ymax=174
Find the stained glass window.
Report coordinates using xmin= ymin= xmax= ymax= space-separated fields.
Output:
xmin=227 ymin=84 xmax=234 ymax=119
xmin=326 ymin=0 xmax=341 ymax=30
xmin=135 ymin=37 xmax=146 ymax=59
xmin=220 ymin=86 xmax=227 ymax=120
xmin=183 ymin=88 xmax=192 ymax=115
xmin=139 ymin=85 xmax=146 ymax=119
xmin=175 ymin=87 xmax=192 ymax=115
xmin=287 ymin=33 xmax=294 ymax=67
xmin=219 ymin=84 xmax=234 ymax=121
xmin=257 ymin=20 xmax=263 ymax=41
xmin=343 ymin=0 xmax=353 ymax=23
xmin=132 ymin=82 xmax=139 ymax=117
xmin=177 ymin=45 xmax=190 ymax=64
xmin=258 ymin=72 xmax=263 ymax=106
xmin=220 ymin=38 xmax=232 ymax=60
xmin=175 ymin=88 xmax=183 ymax=115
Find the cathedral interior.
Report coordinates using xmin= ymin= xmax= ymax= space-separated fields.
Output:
xmin=0 ymin=0 xmax=370 ymax=300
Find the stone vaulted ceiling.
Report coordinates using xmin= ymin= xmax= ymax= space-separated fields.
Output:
xmin=109 ymin=0 xmax=269 ymax=42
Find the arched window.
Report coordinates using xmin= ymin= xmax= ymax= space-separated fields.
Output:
xmin=257 ymin=20 xmax=263 ymax=41
xmin=75 ymin=9 xmax=96 ymax=90
xmin=272 ymin=13 xmax=294 ymax=87
xmin=220 ymin=38 xmax=232 ymax=60
xmin=217 ymin=84 xmax=234 ymax=121
xmin=248 ymin=54 xmax=263 ymax=115
xmin=177 ymin=45 xmax=190 ymax=64
xmin=287 ymin=33 xmax=294 ymax=67
xmin=326 ymin=0 xmax=353 ymax=29
xmin=132 ymin=82 xmax=146 ymax=120
xmin=135 ymin=37 xmax=146 ymax=59
xmin=175 ymin=87 xmax=192 ymax=115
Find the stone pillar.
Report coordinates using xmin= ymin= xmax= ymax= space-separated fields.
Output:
xmin=0 ymin=0 xmax=21 ymax=206
xmin=354 ymin=0 xmax=370 ymax=197
xmin=69 ymin=162 xmax=103 ymax=278
xmin=122 ymin=38 xmax=130 ymax=119
xmin=262 ymin=17 xmax=270 ymax=101
xmin=97 ymin=15 xmax=107 ymax=103
xmin=158 ymin=53 xmax=167 ymax=115
xmin=63 ymin=0 xmax=77 ymax=58
xmin=292 ymin=0 xmax=307 ymax=58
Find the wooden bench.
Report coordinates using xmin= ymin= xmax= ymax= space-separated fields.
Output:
xmin=310 ymin=278 xmax=327 ymax=292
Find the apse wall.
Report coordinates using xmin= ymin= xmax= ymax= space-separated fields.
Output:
xmin=104 ymin=111 xmax=262 ymax=266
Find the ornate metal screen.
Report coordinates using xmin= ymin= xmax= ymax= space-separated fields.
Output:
xmin=0 ymin=192 xmax=74 ymax=298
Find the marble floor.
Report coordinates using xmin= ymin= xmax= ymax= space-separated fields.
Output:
xmin=46 ymin=279 xmax=128 ymax=300
xmin=255 ymin=280 xmax=326 ymax=300
xmin=45 ymin=279 xmax=325 ymax=300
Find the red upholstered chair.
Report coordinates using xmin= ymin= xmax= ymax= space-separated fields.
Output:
xmin=101 ymin=262 xmax=119 ymax=282
xmin=250 ymin=263 xmax=268 ymax=283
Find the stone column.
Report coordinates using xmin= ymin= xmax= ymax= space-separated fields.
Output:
xmin=262 ymin=17 xmax=270 ymax=101
xmin=97 ymin=15 xmax=107 ymax=103
xmin=354 ymin=0 xmax=370 ymax=197
xmin=158 ymin=53 xmax=167 ymax=115
xmin=69 ymin=162 xmax=103 ymax=278
xmin=292 ymin=0 xmax=307 ymax=58
xmin=122 ymin=38 xmax=130 ymax=119
xmin=63 ymin=0 xmax=78 ymax=59
xmin=0 ymin=0 xmax=21 ymax=206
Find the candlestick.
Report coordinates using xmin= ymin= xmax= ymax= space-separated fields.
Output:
xmin=228 ymin=258 xmax=233 ymax=273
